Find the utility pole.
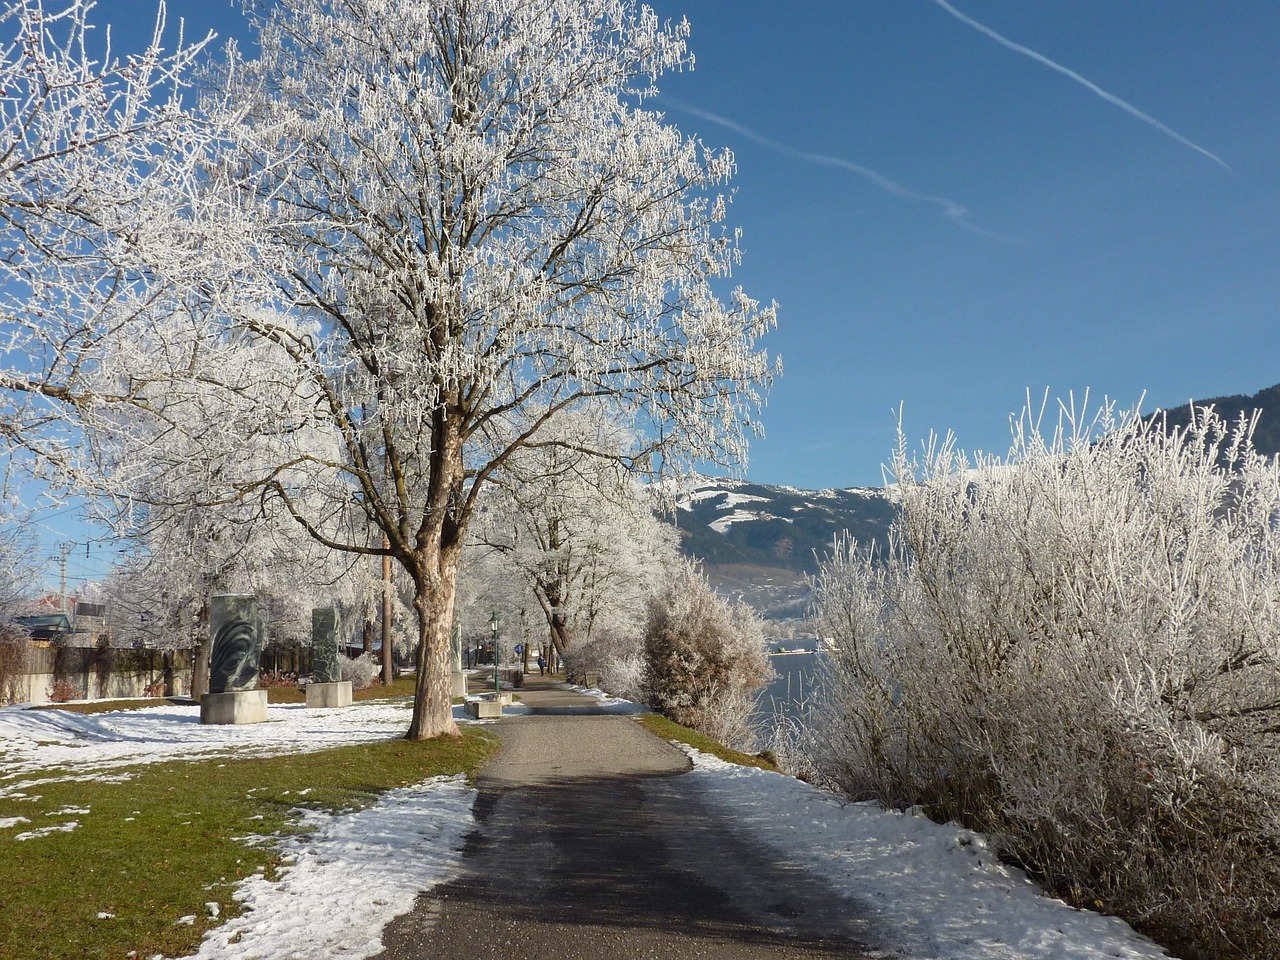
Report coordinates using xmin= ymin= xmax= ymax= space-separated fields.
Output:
xmin=58 ymin=544 xmax=71 ymax=613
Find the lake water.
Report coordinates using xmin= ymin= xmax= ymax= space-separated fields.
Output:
xmin=753 ymin=651 xmax=828 ymax=732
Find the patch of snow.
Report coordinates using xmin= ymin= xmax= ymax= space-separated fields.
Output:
xmin=179 ymin=776 xmax=474 ymax=960
xmin=0 ymin=699 xmax=477 ymax=788
xmin=720 ymin=492 xmax=769 ymax=508
xmin=14 ymin=820 xmax=79 ymax=840
xmin=0 ymin=816 xmax=30 ymax=829
xmin=677 ymin=746 xmax=1170 ymax=960
xmin=709 ymin=510 xmax=791 ymax=533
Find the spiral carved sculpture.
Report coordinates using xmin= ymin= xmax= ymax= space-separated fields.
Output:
xmin=208 ymin=595 xmax=264 ymax=694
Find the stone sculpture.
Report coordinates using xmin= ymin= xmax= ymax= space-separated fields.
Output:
xmin=311 ymin=607 xmax=340 ymax=684
xmin=208 ymin=594 xmax=264 ymax=694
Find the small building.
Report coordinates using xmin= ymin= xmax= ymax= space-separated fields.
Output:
xmin=14 ymin=613 xmax=72 ymax=643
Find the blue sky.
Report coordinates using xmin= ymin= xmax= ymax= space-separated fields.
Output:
xmin=105 ymin=0 xmax=1280 ymax=493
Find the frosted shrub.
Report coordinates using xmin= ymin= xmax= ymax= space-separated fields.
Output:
xmin=563 ymin=631 xmax=647 ymax=702
xmin=599 ymin=653 xmax=647 ymax=703
xmin=338 ymin=653 xmax=379 ymax=691
xmin=644 ymin=562 xmax=773 ymax=752
xmin=811 ymin=400 xmax=1280 ymax=960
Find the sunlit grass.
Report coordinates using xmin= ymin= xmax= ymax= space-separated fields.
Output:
xmin=635 ymin=713 xmax=780 ymax=772
xmin=0 ymin=728 xmax=499 ymax=960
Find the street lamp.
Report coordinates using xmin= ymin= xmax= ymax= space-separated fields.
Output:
xmin=489 ymin=612 xmax=500 ymax=694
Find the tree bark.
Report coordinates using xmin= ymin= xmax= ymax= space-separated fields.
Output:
xmin=381 ymin=537 xmax=394 ymax=684
xmin=190 ymin=599 xmax=211 ymax=700
xmin=549 ymin=612 xmax=572 ymax=661
xmin=407 ymin=550 xmax=462 ymax=739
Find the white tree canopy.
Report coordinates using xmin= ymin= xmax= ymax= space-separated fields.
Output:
xmin=472 ymin=405 xmax=681 ymax=657
xmin=0 ymin=0 xmax=208 ymax=485
xmin=0 ymin=0 xmax=775 ymax=738
xmin=172 ymin=0 xmax=776 ymax=738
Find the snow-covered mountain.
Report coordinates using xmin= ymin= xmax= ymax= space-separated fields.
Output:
xmin=673 ymin=477 xmax=896 ymax=619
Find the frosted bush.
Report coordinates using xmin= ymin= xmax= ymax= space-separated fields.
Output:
xmin=644 ymin=562 xmax=773 ymax=752
xmin=561 ymin=631 xmax=646 ymax=701
xmin=338 ymin=653 xmax=379 ymax=691
xmin=599 ymin=653 xmax=647 ymax=702
xmin=811 ymin=398 xmax=1280 ymax=960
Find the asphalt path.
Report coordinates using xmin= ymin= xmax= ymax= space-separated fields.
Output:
xmin=374 ymin=677 xmax=882 ymax=959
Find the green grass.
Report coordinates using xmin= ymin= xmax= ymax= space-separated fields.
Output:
xmin=635 ymin=713 xmax=780 ymax=772
xmin=0 ymin=728 xmax=499 ymax=960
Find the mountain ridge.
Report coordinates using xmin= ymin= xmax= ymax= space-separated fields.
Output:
xmin=679 ymin=381 xmax=1280 ymax=621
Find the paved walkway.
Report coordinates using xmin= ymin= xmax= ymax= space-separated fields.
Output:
xmin=373 ymin=676 xmax=880 ymax=959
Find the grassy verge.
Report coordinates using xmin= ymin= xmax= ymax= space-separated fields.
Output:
xmin=635 ymin=713 xmax=780 ymax=772
xmin=0 ymin=727 xmax=499 ymax=960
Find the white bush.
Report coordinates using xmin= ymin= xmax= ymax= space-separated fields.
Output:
xmin=337 ymin=652 xmax=379 ymax=691
xmin=562 ymin=631 xmax=647 ymax=701
xmin=811 ymin=399 xmax=1280 ymax=960
xmin=643 ymin=562 xmax=773 ymax=752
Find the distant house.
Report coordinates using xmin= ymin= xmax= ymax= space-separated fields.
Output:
xmin=14 ymin=613 xmax=72 ymax=642
xmin=16 ymin=597 xmax=110 ymax=646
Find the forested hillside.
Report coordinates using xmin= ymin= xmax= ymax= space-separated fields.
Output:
xmin=1152 ymin=382 xmax=1280 ymax=455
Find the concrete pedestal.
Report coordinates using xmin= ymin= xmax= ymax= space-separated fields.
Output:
xmin=305 ymin=680 xmax=353 ymax=708
xmin=200 ymin=689 xmax=269 ymax=725
xmin=466 ymin=699 xmax=503 ymax=719
xmin=449 ymin=671 xmax=467 ymax=699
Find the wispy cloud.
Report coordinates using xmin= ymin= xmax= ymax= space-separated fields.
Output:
xmin=930 ymin=0 xmax=1228 ymax=170
xmin=661 ymin=96 xmax=1009 ymax=240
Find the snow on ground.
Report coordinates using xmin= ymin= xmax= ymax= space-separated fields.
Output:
xmin=0 ymin=699 xmax=424 ymax=790
xmin=1 ymin=688 xmax=1174 ymax=960
xmin=183 ymin=776 xmax=474 ymax=960
xmin=709 ymin=509 xmax=793 ymax=533
xmin=680 ymin=747 xmax=1170 ymax=960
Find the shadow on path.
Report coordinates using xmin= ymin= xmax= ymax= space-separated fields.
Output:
xmin=375 ymin=682 xmax=882 ymax=959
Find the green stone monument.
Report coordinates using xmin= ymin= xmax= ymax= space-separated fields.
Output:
xmin=306 ymin=605 xmax=352 ymax=708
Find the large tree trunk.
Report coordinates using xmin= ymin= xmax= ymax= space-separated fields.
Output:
xmin=549 ymin=610 xmax=573 ymax=661
xmin=404 ymin=396 xmax=468 ymax=739
xmin=406 ymin=543 xmax=462 ymax=740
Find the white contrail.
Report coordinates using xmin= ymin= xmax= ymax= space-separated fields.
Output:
xmin=662 ymin=96 xmax=1010 ymax=239
xmin=930 ymin=0 xmax=1228 ymax=170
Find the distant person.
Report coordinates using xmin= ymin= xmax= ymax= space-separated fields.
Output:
xmin=537 ymin=654 xmax=546 ymax=676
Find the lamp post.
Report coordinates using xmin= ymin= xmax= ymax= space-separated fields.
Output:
xmin=489 ymin=612 xmax=500 ymax=694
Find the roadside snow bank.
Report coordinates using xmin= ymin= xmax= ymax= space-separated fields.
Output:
xmin=680 ymin=747 xmax=1171 ymax=960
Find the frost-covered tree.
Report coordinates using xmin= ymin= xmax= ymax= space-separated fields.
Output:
xmin=474 ymin=406 xmax=681 ymax=659
xmin=185 ymin=0 xmax=775 ymax=738
xmin=0 ymin=522 xmax=35 ymax=632
xmin=0 ymin=0 xmax=208 ymax=484
xmin=811 ymin=398 xmax=1280 ymax=960
xmin=99 ymin=496 xmax=368 ymax=690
